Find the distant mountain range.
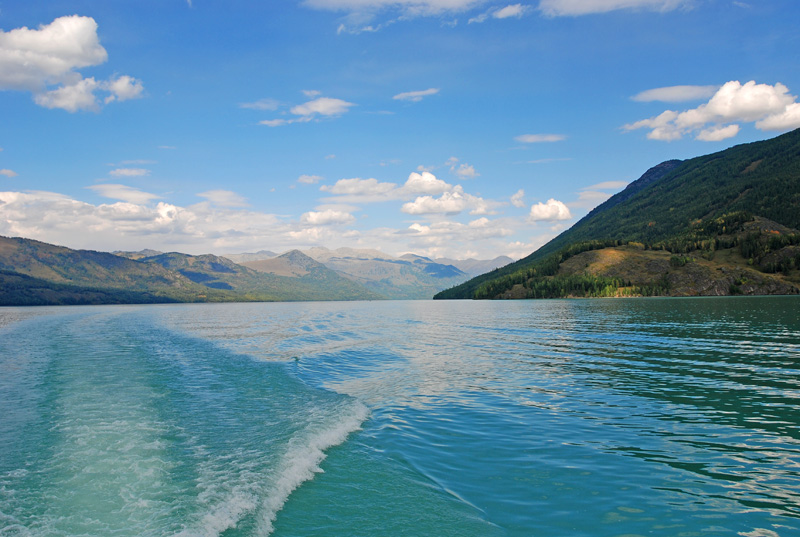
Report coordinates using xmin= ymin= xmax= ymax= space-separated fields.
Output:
xmin=437 ymin=128 xmax=800 ymax=299
xmin=0 ymin=236 xmax=511 ymax=305
xmin=229 ymin=247 xmax=512 ymax=300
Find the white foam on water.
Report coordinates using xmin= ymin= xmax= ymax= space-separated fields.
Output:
xmin=254 ymin=400 xmax=369 ymax=536
xmin=170 ymin=400 xmax=368 ymax=537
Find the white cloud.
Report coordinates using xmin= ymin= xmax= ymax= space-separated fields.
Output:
xmin=104 ymin=75 xmax=145 ymax=103
xmin=301 ymin=209 xmax=355 ymax=225
xmin=303 ymin=0 xmax=483 ymax=15
xmin=259 ymin=119 xmax=288 ymax=127
xmin=571 ymin=190 xmax=612 ymax=209
xmin=291 ymin=97 xmax=355 ymax=117
xmin=494 ymin=3 xmax=529 ymax=18
xmin=511 ymin=189 xmax=525 ymax=207
xmin=298 ymin=174 xmax=324 ymax=184
xmin=625 ymin=80 xmax=800 ymax=141
xmin=756 ymin=102 xmax=800 ymax=131
xmin=451 ymin=163 xmax=479 ymax=179
xmin=632 ymin=85 xmax=719 ymax=102
xmin=583 ymin=180 xmax=628 ymax=190
xmin=696 ymin=124 xmax=740 ymax=142
xmin=239 ymin=98 xmax=280 ymax=111
xmin=0 ymin=16 xmax=143 ymax=112
xmin=321 ymin=177 xmax=398 ymax=197
xmin=86 ymin=184 xmax=161 ymax=204
xmin=515 ymin=133 xmax=567 ymax=143
xmin=197 ymin=190 xmax=249 ymax=208
xmin=393 ymin=88 xmax=440 ymax=102
xmin=320 ymin=171 xmax=456 ymax=203
xmin=34 ymin=76 xmax=100 ymax=112
xmin=401 ymin=186 xmax=491 ymax=215
xmin=1 ymin=169 xmax=18 ymax=178
xmin=303 ymin=89 xmax=322 ymax=98
xmin=0 ymin=15 xmax=106 ymax=90
xmin=470 ymin=3 xmax=530 ymax=22
xmin=529 ymin=198 xmax=572 ymax=221
xmin=538 ymin=0 xmax=689 ymax=17
xmin=403 ymin=171 xmax=452 ymax=195
xmin=110 ymin=168 xmax=150 ymax=177
xmin=260 ymin=94 xmax=355 ymax=126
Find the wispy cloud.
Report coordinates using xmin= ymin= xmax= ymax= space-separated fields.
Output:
xmin=1 ymin=169 xmax=18 ymax=178
xmin=631 ymin=85 xmax=719 ymax=102
xmin=469 ymin=3 xmax=530 ymax=23
xmin=109 ymin=168 xmax=150 ymax=177
xmin=515 ymin=133 xmax=567 ymax=143
xmin=86 ymin=184 xmax=161 ymax=204
xmin=239 ymin=98 xmax=280 ymax=111
xmin=197 ymin=190 xmax=249 ymax=208
xmin=393 ymin=88 xmax=440 ymax=102
xmin=539 ymin=0 xmax=689 ymax=17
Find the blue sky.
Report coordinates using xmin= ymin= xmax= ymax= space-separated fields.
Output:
xmin=1 ymin=0 xmax=799 ymax=259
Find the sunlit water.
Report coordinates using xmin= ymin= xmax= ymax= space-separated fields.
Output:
xmin=1 ymin=297 xmax=799 ymax=536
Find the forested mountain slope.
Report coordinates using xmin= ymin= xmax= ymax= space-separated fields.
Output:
xmin=436 ymin=129 xmax=800 ymax=299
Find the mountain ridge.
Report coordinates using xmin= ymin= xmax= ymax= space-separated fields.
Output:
xmin=435 ymin=128 xmax=800 ymax=300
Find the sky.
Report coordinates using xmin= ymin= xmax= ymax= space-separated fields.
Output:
xmin=1 ymin=0 xmax=799 ymax=260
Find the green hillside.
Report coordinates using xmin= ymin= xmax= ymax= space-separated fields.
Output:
xmin=436 ymin=128 xmax=800 ymax=300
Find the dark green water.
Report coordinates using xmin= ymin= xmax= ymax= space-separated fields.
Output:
xmin=1 ymin=297 xmax=798 ymax=536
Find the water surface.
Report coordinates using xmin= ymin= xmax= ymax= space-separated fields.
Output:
xmin=1 ymin=297 xmax=798 ymax=536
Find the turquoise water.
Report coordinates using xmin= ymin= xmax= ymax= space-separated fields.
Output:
xmin=1 ymin=297 xmax=799 ymax=536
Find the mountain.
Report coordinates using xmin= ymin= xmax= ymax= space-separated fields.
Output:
xmin=236 ymin=249 xmax=384 ymax=300
xmin=299 ymin=247 xmax=470 ymax=299
xmin=222 ymin=250 xmax=278 ymax=264
xmin=0 ymin=237 xmax=380 ymax=305
xmin=0 ymin=236 xmax=216 ymax=305
xmin=436 ymin=128 xmax=800 ymax=300
xmin=114 ymin=249 xmax=164 ymax=260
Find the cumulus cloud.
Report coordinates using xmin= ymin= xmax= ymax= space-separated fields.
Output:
xmin=624 ymin=80 xmax=800 ymax=141
xmin=393 ymin=88 xmax=440 ymax=102
xmin=451 ymin=163 xmax=479 ymax=179
xmin=538 ymin=0 xmax=688 ymax=17
xmin=104 ymin=75 xmax=145 ymax=103
xmin=86 ymin=184 xmax=161 ymax=204
xmin=529 ymin=198 xmax=572 ymax=221
xmin=404 ymin=171 xmax=452 ymax=195
xmin=301 ymin=209 xmax=355 ymax=225
xmin=401 ymin=186 xmax=491 ymax=215
xmin=0 ymin=190 xmax=294 ymax=254
xmin=110 ymin=168 xmax=150 ymax=177
xmin=197 ymin=190 xmax=249 ymax=207
xmin=1 ymin=169 xmax=18 ymax=178
xmin=511 ymin=189 xmax=525 ymax=208
xmin=632 ymin=85 xmax=719 ymax=102
xmin=515 ymin=133 xmax=567 ymax=143
xmin=259 ymin=93 xmax=355 ymax=126
xmin=0 ymin=16 xmax=143 ymax=112
xmin=321 ymin=177 xmax=398 ymax=198
xmin=320 ymin=171 xmax=455 ymax=202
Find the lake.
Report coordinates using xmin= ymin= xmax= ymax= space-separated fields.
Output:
xmin=1 ymin=297 xmax=798 ymax=536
